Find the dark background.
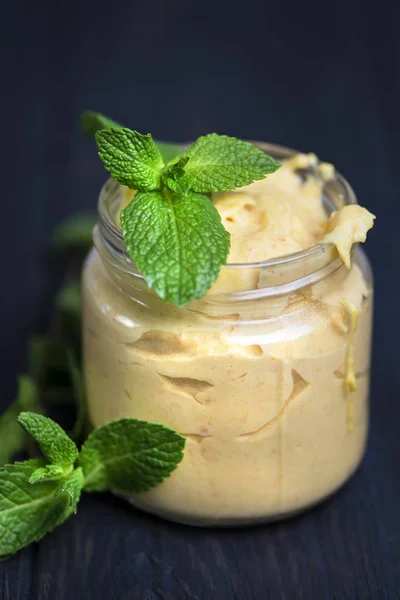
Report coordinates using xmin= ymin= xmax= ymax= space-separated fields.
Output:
xmin=1 ymin=0 xmax=399 ymax=598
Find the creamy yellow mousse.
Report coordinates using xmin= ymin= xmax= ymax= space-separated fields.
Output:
xmin=82 ymin=152 xmax=375 ymax=524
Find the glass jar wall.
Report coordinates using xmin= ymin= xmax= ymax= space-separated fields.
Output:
xmin=82 ymin=144 xmax=373 ymax=526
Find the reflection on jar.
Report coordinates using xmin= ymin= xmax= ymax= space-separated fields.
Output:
xmin=82 ymin=143 xmax=374 ymax=526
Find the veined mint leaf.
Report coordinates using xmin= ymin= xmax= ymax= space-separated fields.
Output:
xmin=18 ymin=412 xmax=79 ymax=469
xmin=95 ymin=128 xmax=164 ymax=190
xmin=0 ymin=460 xmax=76 ymax=557
xmin=176 ymin=133 xmax=281 ymax=192
xmin=81 ymin=111 xmax=181 ymax=163
xmin=120 ymin=190 xmax=230 ymax=307
xmin=51 ymin=213 xmax=96 ymax=251
xmin=29 ymin=464 xmax=65 ymax=484
xmin=79 ymin=418 xmax=185 ymax=493
xmin=161 ymin=156 xmax=190 ymax=192
xmin=54 ymin=468 xmax=83 ymax=513
xmin=0 ymin=376 xmax=40 ymax=466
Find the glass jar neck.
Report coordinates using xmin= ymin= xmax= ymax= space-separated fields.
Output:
xmin=94 ymin=142 xmax=358 ymax=314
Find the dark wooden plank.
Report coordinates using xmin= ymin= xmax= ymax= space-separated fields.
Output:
xmin=1 ymin=0 xmax=400 ymax=598
xmin=0 ymin=549 xmax=36 ymax=600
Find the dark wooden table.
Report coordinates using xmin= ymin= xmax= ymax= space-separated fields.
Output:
xmin=1 ymin=1 xmax=399 ymax=598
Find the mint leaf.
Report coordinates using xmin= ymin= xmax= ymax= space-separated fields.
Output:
xmin=121 ymin=190 xmax=230 ymax=307
xmin=0 ymin=460 xmax=76 ymax=557
xmin=54 ymin=468 xmax=83 ymax=513
xmin=81 ymin=111 xmax=122 ymax=137
xmin=155 ymin=140 xmax=181 ymax=164
xmin=95 ymin=128 xmax=164 ymax=190
xmin=56 ymin=282 xmax=82 ymax=320
xmin=175 ymin=133 xmax=281 ymax=192
xmin=18 ymin=412 xmax=79 ymax=469
xmin=51 ymin=213 xmax=96 ymax=251
xmin=161 ymin=156 xmax=190 ymax=192
xmin=81 ymin=111 xmax=181 ymax=163
xmin=0 ymin=377 xmax=40 ymax=465
xmin=79 ymin=418 xmax=185 ymax=493
xmin=29 ymin=464 xmax=65 ymax=484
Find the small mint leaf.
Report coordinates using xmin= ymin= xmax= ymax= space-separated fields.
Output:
xmin=54 ymin=468 xmax=83 ymax=513
xmin=51 ymin=213 xmax=96 ymax=251
xmin=0 ymin=376 xmax=41 ymax=466
xmin=0 ymin=460 xmax=76 ymax=558
xmin=29 ymin=464 xmax=65 ymax=484
xmin=178 ymin=133 xmax=281 ymax=192
xmin=120 ymin=190 xmax=230 ymax=307
xmin=56 ymin=282 xmax=81 ymax=320
xmin=79 ymin=418 xmax=185 ymax=493
xmin=81 ymin=111 xmax=181 ymax=163
xmin=18 ymin=413 xmax=79 ymax=469
xmin=155 ymin=140 xmax=181 ymax=164
xmin=81 ymin=111 xmax=122 ymax=137
xmin=162 ymin=156 xmax=190 ymax=192
xmin=95 ymin=128 xmax=164 ymax=190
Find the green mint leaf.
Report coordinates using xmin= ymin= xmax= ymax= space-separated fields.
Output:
xmin=161 ymin=156 xmax=190 ymax=192
xmin=0 ymin=377 xmax=40 ymax=466
xmin=29 ymin=464 xmax=65 ymax=484
xmin=0 ymin=460 xmax=76 ymax=558
xmin=18 ymin=413 xmax=79 ymax=469
xmin=81 ymin=111 xmax=122 ymax=137
xmin=51 ymin=213 xmax=96 ymax=251
xmin=81 ymin=111 xmax=181 ymax=163
xmin=95 ymin=128 xmax=164 ymax=191
xmin=155 ymin=140 xmax=181 ymax=164
xmin=177 ymin=133 xmax=281 ymax=192
xmin=79 ymin=418 xmax=185 ymax=493
xmin=56 ymin=282 xmax=82 ymax=320
xmin=120 ymin=190 xmax=230 ymax=307
xmin=54 ymin=468 xmax=83 ymax=513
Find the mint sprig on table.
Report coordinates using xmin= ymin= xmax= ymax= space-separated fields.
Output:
xmin=0 ymin=412 xmax=184 ymax=558
xmin=0 ymin=209 xmax=185 ymax=560
xmin=0 ymin=113 xmax=280 ymax=558
xmin=83 ymin=110 xmax=280 ymax=307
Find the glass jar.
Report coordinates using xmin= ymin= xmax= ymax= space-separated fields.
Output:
xmin=82 ymin=143 xmax=373 ymax=526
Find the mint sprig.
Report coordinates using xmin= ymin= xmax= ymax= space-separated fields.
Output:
xmin=18 ymin=412 xmax=79 ymax=469
xmin=0 ymin=412 xmax=185 ymax=559
xmin=93 ymin=124 xmax=280 ymax=306
xmin=0 ymin=460 xmax=78 ymax=557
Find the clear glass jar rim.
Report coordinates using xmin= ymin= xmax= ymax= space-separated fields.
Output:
xmin=97 ymin=140 xmax=358 ymax=271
